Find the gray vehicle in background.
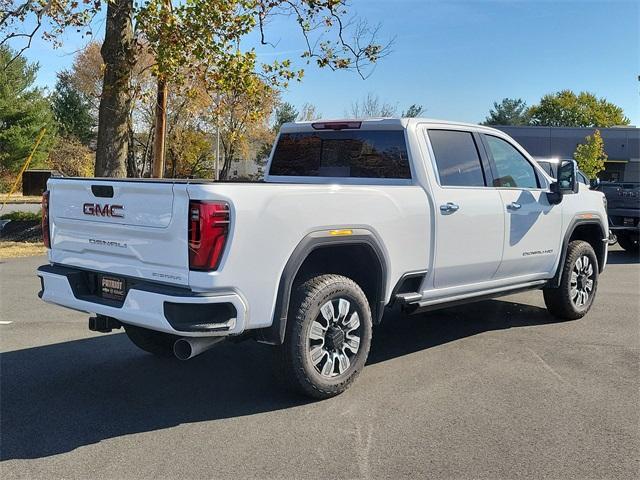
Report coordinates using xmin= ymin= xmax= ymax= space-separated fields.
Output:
xmin=535 ymin=157 xmax=591 ymax=187
xmin=597 ymin=182 xmax=640 ymax=253
xmin=535 ymin=157 xmax=639 ymax=252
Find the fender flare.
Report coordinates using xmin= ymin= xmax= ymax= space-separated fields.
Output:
xmin=257 ymin=229 xmax=388 ymax=345
xmin=548 ymin=216 xmax=606 ymax=288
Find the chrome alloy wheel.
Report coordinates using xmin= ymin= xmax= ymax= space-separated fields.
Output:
xmin=571 ymin=255 xmax=594 ymax=308
xmin=307 ymin=298 xmax=362 ymax=378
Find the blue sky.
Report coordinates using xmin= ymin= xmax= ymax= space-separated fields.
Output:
xmin=14 ymin=0 xmax=640 ymax=125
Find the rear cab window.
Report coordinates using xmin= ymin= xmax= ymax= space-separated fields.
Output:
xmin=268 ymin=129 xmax=411 ymax=180
xmin=427 ymin=130 xmax=487 ymax=187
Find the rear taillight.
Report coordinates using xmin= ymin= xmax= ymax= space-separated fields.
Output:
xmin=188 ymin=201 xmax=230 ymax=271
xmin=41 ymin=190 xmax=51 ymax=248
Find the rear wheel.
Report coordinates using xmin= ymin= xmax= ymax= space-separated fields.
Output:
xmin=543 ymin=240 xmax=599 ymax=320
xmin=616 ymin=232 xmax=639 ymax=253
xmin=277 ymin=274 xmax=373 ymax=399
xmin=124 ymin=324 xmax=178 ymax=357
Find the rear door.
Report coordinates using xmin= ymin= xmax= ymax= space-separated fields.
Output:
xmin=481 ymin=134 xmax=562 ymax=278
xmin=424 ymin=129 xmax=505 ymax=289
xmin=48 ymin=178 xmax=191 ymax=285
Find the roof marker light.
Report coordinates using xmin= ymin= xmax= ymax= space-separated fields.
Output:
xmin=311 ymin=121 xmax=362 ymax=131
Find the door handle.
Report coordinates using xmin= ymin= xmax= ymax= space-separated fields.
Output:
xmin=440 ymin=202 xmax=460 ymax=214
xmin=507 ymin=202 xmax=522 ymax=210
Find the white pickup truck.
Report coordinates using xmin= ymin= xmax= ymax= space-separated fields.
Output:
xmin=38 ymin=118 xmax=608 ymax=398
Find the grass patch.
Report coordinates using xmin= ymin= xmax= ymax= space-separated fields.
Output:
xmin=0 ymin=241 xmax=46 ymax=259
xmin=1 ymin=195 xmax=43 ymax=204
xmin=0 ymin=211 xmax=42 ymax=221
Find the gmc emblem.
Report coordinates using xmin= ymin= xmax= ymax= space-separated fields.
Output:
xmin=83 ymin=203 xmax=124 ymax=218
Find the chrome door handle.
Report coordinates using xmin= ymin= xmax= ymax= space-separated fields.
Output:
xmin=507 ymin=202 xmax=522 ymax=210
xmin=440 ymin=202 xmax=460 ymax=214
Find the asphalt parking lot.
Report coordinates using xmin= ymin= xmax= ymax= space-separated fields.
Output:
xmin=1 ymin=248 xmax=638 ymax=479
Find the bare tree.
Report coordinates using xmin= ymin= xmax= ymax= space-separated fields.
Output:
xmin=349 ymin=93 xmax=397 ymax=118
xmin=298 ymin=103 xmax=321 ymax=121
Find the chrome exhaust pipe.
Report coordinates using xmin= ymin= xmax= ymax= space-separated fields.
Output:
xmin=173 ymin=337 xmax=223 ymax=361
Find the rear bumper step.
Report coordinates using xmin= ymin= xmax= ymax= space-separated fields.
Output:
xmin=37 ymin=264 xmax=247 ymax=337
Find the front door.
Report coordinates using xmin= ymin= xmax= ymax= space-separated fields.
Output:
xmin=481 ymin=134 xmax=562 ymax=278
xmin=425 ymin=129 xmax=505 ymax=289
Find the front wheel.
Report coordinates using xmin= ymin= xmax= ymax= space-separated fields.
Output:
xmin=543 ymin=240 xmax=599 ymax=320
xmin=277 ymin=274 xmax=373 ymax=399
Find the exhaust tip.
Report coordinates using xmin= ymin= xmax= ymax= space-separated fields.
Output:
xmin=173 ymin=339 xmax=193 ymax=361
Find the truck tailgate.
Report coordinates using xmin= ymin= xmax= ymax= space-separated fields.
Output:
xmin=47 ymin=178 xmax=191 ymax=286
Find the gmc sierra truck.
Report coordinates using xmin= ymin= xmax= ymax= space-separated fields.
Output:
xmin=38 ymin=119 xmax=609 ymax=398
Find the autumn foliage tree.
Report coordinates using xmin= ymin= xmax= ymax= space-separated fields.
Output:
xmin=574 ymin=129 xmax=607 ymax=179
xmin=2 ymin=0 xmax=390 ymax=178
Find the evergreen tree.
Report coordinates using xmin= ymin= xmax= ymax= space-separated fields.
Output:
xmin=483 ymin=98 xmax=529 ymax=125
xmin=0 ymin=46 xmax=56 ymax=175
xmin=51 ymin=71 xmax=95 ymax=145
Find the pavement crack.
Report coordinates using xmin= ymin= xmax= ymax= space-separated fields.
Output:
xmin=527 ymin=347 xmax=575 ymax=389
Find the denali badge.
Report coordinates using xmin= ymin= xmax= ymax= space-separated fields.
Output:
xmin=83 ymin=203 xmax=124 ymax=218
xmin=89 ymin=238 xmax=127 ymax=248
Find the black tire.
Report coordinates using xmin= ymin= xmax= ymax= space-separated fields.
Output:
xmin=616 ymin=233 xmax=639 ymax=253
xmin=543 ymin=240 xmax=599 ymax=320
xmin=277 ymin=274 xmax=373 ymax=399
xmin=124 ymin=324 xmax=178 ymax=357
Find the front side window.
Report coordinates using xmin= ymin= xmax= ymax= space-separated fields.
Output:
xmin=537 ymin=161 xmax=554 ymax=177
xmin=427 ymin=130 xmax=486 ymax=187
xmin=269 ymin=130 xmax=411 ymax=179
xmin=485 ymin=135 xmax=539 ymax=189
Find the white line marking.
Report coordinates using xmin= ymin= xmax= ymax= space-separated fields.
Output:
xmin=0 ymin=321 xmax=13 ymax=325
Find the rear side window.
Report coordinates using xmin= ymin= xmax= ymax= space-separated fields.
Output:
xmin=269 ymin=130 xmax=411 ymax=179
xmin=485 ymin=135 xmax=539 ymax=189
xmin=427 ymin=130 xmax=486 ymax=187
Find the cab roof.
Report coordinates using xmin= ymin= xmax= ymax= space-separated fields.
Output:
xmin=279 ymin=117 xmax=504 ymax=135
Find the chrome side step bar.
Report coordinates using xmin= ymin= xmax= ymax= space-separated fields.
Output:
xmin=398 ymin=280 xmax=548 ymax=314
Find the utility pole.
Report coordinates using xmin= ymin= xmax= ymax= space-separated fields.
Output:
xmin=152 ymin=77 xmax=168 ymax=178
xmin=215 ymin=111 xmax=220 ymax=181
xmin=151 ymin=0 xmax=171 ymax=178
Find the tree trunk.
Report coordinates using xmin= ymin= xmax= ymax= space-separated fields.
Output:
xmin=219 ymin=149 xmax=233 ymax=180
xmin=94 ymin=0 xmax=134 ymax=177
xmin=126 ymin=114 xmax=138 ymax=177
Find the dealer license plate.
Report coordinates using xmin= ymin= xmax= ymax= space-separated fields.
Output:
xmin=101 ymin=276 xmax=126 ymax=301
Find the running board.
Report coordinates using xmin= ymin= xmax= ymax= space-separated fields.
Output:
xmin=394 ymin=292 xmax=422 ymax=304
xmin=402 ymin=280 xmax=548 ymax=315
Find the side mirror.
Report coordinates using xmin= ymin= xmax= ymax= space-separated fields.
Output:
xmin=547 ymin=159 xmax=578 ymax=204
xmin=590 ymin=177 xmax=601 ymax=190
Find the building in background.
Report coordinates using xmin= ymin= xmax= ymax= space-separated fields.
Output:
xmin=495 ymin=126 xmax=640 ymax=182
xmin=228 ymin=157 xmax=262 ymax=179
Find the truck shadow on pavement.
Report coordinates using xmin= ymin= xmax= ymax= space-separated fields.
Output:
xmin=1 ymin=299 xmax=564 ymax=461
xmin=606 ymin=249 xmax=639 ymax=265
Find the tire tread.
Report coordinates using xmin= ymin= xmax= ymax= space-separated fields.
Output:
xmin=277 ymin=274 xmax=372 ymax=399
xmin=543 ymin=240 xmax=598 ymax=320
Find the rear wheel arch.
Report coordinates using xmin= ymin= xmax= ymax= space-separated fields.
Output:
xmin=257 ymin=230 xmax=388 ymax=345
